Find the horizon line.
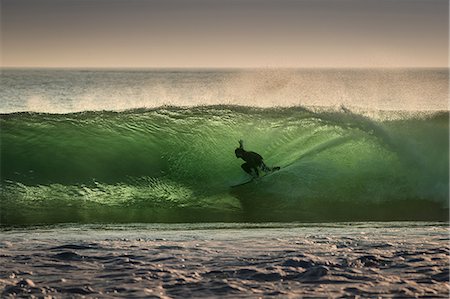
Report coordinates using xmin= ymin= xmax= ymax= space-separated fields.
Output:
xmin=1 ymin=66 xmax=448 ymax=70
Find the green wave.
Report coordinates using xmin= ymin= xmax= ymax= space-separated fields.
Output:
xmin=1 ymin=106 xmax=448 ymax=224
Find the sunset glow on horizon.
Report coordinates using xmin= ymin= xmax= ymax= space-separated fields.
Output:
xmin=1 ymin=0 xmax=448 ymax=68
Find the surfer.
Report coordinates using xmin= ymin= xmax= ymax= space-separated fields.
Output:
xmin=234 ymin=140 xmax=280 ymax=178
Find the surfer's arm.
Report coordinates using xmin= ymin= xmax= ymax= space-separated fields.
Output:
xmin=238 ymin=139 xmax=244 ymax=149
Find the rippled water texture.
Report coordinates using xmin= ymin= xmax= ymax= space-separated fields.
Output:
xmin=0 ymin=223 xmax=448 ymax=298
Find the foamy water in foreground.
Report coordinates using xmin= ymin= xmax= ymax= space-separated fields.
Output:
xmin=0 ymin=223 xmax=448 ymax=298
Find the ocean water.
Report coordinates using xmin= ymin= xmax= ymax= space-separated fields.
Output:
xmin=0 ymin=222 xmax=449 ymax=297
xmin=1 ymin=69 xmax=449 ymax=298
xmin=0 ymin=68 xmax=448 ymax=225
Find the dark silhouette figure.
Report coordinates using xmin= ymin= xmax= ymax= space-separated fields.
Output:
xmin=234 ymin=140 xmax=280 ymax=178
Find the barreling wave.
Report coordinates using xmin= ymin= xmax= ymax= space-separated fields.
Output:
xmin=1 ymin=106 xmax=448 ymax=224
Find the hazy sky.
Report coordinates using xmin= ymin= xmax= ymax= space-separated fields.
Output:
xmin=1 ymin=0 xmax=448 ymax=68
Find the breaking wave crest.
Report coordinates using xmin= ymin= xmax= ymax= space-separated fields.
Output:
xmin=1 ymin=106 xmax=448 ymax=224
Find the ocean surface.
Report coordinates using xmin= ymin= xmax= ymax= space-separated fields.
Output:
xmin=0 ymin=222 xmax=449 ymax=298
xmin=1 ymin=68 xmax=449 ymax=225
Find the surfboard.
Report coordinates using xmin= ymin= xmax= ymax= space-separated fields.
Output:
xmin=230 ymin=167 xmax=280 ymax=188
xmin=230 ymin=179 xmax=255 ymax=188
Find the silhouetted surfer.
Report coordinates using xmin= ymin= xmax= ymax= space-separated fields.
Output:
xmin=235 ymin=140 xmax=280 ymax=178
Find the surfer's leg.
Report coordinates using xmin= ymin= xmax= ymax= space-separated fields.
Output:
xmin=252 ymin=167 xmax=259 ymax=178
xmin=241 ymin=163 xmax=252 ymax=175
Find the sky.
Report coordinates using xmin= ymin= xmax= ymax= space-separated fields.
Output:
xmin=1 ymin=0 xmax=448 ymax=68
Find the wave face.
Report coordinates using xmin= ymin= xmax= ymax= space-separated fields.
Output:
xmin=1 ymin=106 xmax=448 ymax=224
